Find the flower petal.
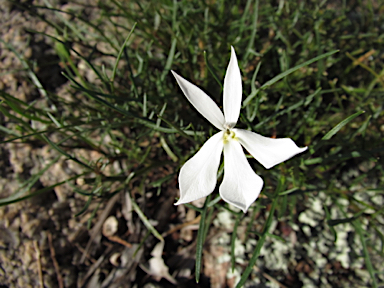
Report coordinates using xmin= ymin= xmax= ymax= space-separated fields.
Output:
xmin=176 ymin=131 xmax=224 ymax=205
xmin=234 ymin=129 xmax=308 ymax=169
xmin=223 ymin=46 xmax=242 ymax=128
xmin=171 ymin=70 xmax=225 ymax=130
xmin=220 ymin=139 xmax=263 ymax=212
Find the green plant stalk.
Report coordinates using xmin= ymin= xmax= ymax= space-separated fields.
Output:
xmin=0 ymin=38 xmax=47 ymax=98
xmin=322 ymin=110 xmax=365 ymax=140
xmin=243 ymin=0 xmax=259 ymax=61
xmin=131 ymin=197 xmax=164 ymax=242
xmin=0 ymin=172 xmax=88 ymax=206
xmin=235 ymin=197 xmax=279 ymax=287
xmin=231 ymin=213 xmax=242 ymax=271
xmin=204 ymin=50 xmax=223 ymax=89
xmin=244 ymin=50 xmax=339 ymax=105
xmin=334 ymin=200 xmax=378 ymax=287
xmin=195 ymin=195 xmax=211 ymax=283
xmin=110 ymin=23 xmax=137 ymax=85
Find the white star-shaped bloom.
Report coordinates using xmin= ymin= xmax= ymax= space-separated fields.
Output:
xmin=171 ymin=46 xmax=307 ymax=212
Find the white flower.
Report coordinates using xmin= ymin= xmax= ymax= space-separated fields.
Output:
xmin=171 ymin=46 xmax=307 ymax=212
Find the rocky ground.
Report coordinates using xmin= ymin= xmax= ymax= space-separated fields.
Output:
xmin=0 ymin=1 xmax=383 ymax=288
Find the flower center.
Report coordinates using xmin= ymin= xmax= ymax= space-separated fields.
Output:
xmin=223 ymin=129 xmax=237 ymax=144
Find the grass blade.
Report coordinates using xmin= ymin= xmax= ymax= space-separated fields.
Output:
xmin=231 ymin=213 xmax=242 ymax=271
xmin=322 ymin=111 xmax=365 ymax=140
xmin=131 ymin=197 xmax=164 ymax=242
xmin=195 ymin=198 xmax=210 ymax=283
xmin=110 ymin=23 xmax=137 ymax=84
xmin=260 ymin=50 xmax=339 ymax=90
xmin=235 ymin=198 xmax=278 ymax=287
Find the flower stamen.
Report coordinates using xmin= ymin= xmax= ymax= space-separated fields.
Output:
xmin=223 ymin=129 xmax=237 ymax=143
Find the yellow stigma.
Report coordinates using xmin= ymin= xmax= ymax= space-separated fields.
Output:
xmin=223 ymin=129 xmax=237 ymax=144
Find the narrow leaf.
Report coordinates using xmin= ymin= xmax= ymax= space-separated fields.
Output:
xmin=231 ymin=213 xmax=242 ymax=271
xmin=131 ymin=199 xmax=164 ymax=242
xmin=195 ymin=200 xmax=209 ymax=283
xmin=322 ymin=111 xmax=365 ymax=140
xmin=204 ymin=51 xmax=222 ymax=88
xmin=260 ymin=50 xmax=339 ymax=90
xmin=111 ymin=23 xmax=137 ymax=83
xmin=235 ymin=197 xmax=278 ymax=287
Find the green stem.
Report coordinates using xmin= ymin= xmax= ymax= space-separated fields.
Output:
xmin=235 ymin=198 xmax=278 ymax=287
xmin=195 ymin=195 xmax=211 ymax=283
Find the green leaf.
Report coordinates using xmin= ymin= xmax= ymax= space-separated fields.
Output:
xmin=111 ymin=23 xmax=137 ymax=84
xmin=322 ymin=111 xmax=365 ymax=140
xmin=0 ymin=155 xmax=60 ymax=205
xmin=195 ymin=196 xmax=211 ymax=283
xmin=131 ymin=198 xmax=164 ymax=242
xmin=260 ymin=50 xmax=339 ymax=90
xmin=204 ymin=50 xmax=222 ymax=88
xmin=235 ymin=197 xmax=279 ymax=287
xmin=353 ymin=220 xmax=378 ymax=288
xmin=231 ymin=213 xmax=242 ymax=271
xmin=327 ymin=211 xmax=364 ymax=226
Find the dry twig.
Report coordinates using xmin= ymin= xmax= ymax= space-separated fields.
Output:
xmin=162 ymin=215 xmax=201 ymax=237
xmin=107 ymin=235 xmax=133 ymax=248
xmin=80 ymin=192 xmax=120 ymax=263
xmin=253 ymin=266 xmax=287 ymax=288
xmin=74 ymin=243 xmax=97 ymax=264
xmin=47 ymin=233 xmax=64 ymax=288
xmin=79 ymin=245 xmax=114 ymax=288
xmin=33 ymin=240 xmax=44 ymax=288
